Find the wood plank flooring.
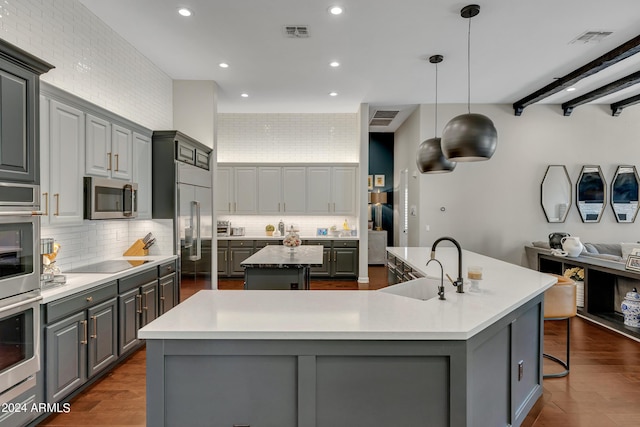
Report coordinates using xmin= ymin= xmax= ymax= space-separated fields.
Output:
xmin=38 ymin=267 xmax=640 ymax=426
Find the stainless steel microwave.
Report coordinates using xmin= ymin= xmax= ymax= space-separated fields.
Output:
xmin=84 ymin=177 xmax=138 ymax=220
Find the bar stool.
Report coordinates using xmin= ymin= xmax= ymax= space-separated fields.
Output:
xmin=543 ymin=275 xmax=577 ymax=378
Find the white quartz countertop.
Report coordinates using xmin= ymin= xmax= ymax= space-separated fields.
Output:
xmin=139 ymin=247 xmax=556 ymax=341
xmin=40 ymin=255 xmax=177 ymax=304
xmin=241 ymin=245 xmax=323 ymax=267
xmin=220 ymin=235 xmax=359 ymax=241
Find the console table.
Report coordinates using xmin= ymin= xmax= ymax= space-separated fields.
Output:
xmin=526 ymin=245 xmax=640 ymax=341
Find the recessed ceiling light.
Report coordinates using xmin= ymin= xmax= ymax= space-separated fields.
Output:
xmin=219 ymin=62 xmax=229 ymax=68
xmin=329 ymin=92 xmax=338 ymax=97
xmin=328 ymin=6 xmax=343 ymax=15
xmin=178 ymin=7 xmax=192 ymax=17
xmin=566 ymin=87 xmax=577 ymax=92
xmin=241 ymin=93 xmax=249 ymax=98
xmin=329 ymin=61 xmax=340 ymax=68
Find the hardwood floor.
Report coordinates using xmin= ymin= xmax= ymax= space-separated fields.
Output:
xmin=38 ymin=267 xmax=640 ymax=426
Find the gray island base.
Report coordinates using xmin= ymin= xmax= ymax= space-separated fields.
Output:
xmin=241 ymin=245 xmax=323 ymax=290
xmin=141 ymin=248 xmax=555 ymax=427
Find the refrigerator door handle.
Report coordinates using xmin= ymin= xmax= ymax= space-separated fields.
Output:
xmin=189 ymin=200 xmax=201 ymax=261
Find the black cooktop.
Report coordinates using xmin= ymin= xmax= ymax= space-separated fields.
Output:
xmin=66 ymin=260 xmax=149 ymax=274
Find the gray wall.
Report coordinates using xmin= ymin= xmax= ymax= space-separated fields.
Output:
xmin=395 ymin=103 xmax=640 ymax=265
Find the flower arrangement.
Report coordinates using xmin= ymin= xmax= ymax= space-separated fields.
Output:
xmin=563 ymin=267 xmax=584 ymax=282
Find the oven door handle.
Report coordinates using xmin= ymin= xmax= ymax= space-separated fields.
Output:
xmin=0 ymin=210 xmax=44 ymax=217
xmin=0 ymin=295 xmax=42 ymax=314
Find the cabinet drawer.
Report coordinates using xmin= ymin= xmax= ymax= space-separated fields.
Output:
xmin=255 ymin=240 xmax=282 ymax=248
xmin=334 ymin=240 xmax=358 ymax=248
xmin=229 ymin=240 xmax=253 ymax=248
xmin=195 ymin=150 xmax=209 ymax=169
xmin=158 ymin=261 xmax=176 ymax=278
xmin=46 ymin=281 xmax=117 ymax=323
xmin=304 ymin=240 xmax=331 ymax=248
xmin=118 ymin=267 xmax=158 ymax=293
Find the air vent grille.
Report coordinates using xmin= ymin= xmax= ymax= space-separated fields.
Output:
xmin=369 ymin=118 xmax=394 ymax=126
xmin=570 ymin=31 xmax=613 ymax=44
xmin=284 ymin=25 xmax=309 ymax=38
xmin=373 ymin=110 xmax=399 ymax=119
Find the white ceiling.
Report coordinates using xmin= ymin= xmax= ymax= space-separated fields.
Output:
xmin=79 ymin=0 xmax=640 ymax=129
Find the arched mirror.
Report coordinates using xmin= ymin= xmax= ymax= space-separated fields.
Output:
xmin=576 ymin=165 xmax=606 ymax=223
xmin=540 ymin=165 xmax=571 ymax=223
xmin=611 ymin=165 xmax=640 ymax=223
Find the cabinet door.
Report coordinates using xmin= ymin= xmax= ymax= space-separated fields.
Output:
xmin=307 ymin=167 xmax=331 ymax=213
xmin=311 ymin=247 xmax=332 ymax=277
xmin=217 ymin=246 xmax=229 ymax=276
xmin=45 ymin=311 xmax=87 ymax=403
xmin=234 ymin=167 xmax=258 ymax=214
xmin=258 ymin=166 xmax=282 ymax=213
xmin=85 ymin=113 xmax=110 ymax=177
xmin=0 ymin=66 xmax=36 ymax=183
xmin=332 ymin=247 xmax=358 ymax=277
xmin=133 ymin=132 xmax=152 ymax=219
xmin=87 ymin=298 xmax=118 ymax=378
xmin=141 ymin=281 xmax=159 ymax=327
xmin=49 ymin=100 xmax=84 ymax=225
xmin=111 ymin=124 xmax=132 ymax=180
xmin=216 ymin=166 xmax=233 ymax=214
xmin=159 ymin=274 xmax=177 ymax=315
xmin=118 ymin=287 xmax=140 ymax=354
xmin=282 ymin=167 xmax=306 ymax=214
xmin=230 ymin=247 xmax=253 ymax=277
xmin=332 ymin=166 xmax=356 ymax=214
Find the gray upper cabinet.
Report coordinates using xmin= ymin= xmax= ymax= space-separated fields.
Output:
xmin=0 ymin=39 xmax=53 ymax=184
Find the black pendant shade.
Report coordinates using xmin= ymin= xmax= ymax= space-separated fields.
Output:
xmin=441 ymin=113 xmax=497 ymax=161
xmin=441 ymin=4 xmax=497 ymax=162
xmin=416 ymin=137 xmax=457 ymax=173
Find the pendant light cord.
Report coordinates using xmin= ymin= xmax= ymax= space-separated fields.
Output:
xmin=434 ymin=61 xmax=438 ymax=138
xmin=467 ymin=14 xmax=472 ymax=114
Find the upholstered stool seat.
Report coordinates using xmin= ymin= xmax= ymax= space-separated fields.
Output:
xmin=543 ymin=274 xmax=577 ymax=378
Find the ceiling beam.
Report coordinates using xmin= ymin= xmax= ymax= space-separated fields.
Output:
xmin=512 ymin=34 xmax=640 ymax=116
xmin=561 ymin=70 xmax=640 ymax=116
xmin=611 ymin=93 xmax=640 ymax=116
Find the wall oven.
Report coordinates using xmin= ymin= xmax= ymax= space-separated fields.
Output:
xmin=0 ymin=182 xmax=41 ymax=405
xmin=84 ymin=177 xmax=138 ymax=220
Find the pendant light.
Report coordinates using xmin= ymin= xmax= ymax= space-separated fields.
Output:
xmin=441 ymin=4 xmax=497 ymax=162
xmin=416 ymin=55 xmax=457 ymax=174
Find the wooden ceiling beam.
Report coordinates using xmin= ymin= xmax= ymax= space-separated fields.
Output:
xmin=561 ymin=70 xmax=640 ymax=116
xmin=513 ymin=34 xmax=640 ymax=116
xmin=611 ymin=93 xmax=640 ymax=116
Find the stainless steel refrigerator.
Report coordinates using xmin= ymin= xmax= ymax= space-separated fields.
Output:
xmin=152 ymin=131 xmax=213 ymax=297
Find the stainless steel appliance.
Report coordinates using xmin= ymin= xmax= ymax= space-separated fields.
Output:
xmin=84 ymin=177 xmax=138 ymax=220
xmin=217 ymin=220 xmax=230 ymax=237
xmin=152 ymin=131 xmax=213 ymax=294
xmin=0 ymin=182 xmax=42 ymax=405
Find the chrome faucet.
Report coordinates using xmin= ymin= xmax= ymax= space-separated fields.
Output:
xmin=426 ymin=258 xmax=446 ymax=300
xmin=431 ymin=237 xmax=464 ymax=294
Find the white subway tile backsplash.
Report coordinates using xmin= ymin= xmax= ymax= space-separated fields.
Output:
xmin=218 ymin=215 xmax=359 ymax=238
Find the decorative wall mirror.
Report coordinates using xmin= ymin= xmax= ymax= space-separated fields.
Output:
xmin=540 ymin=165 xmax=571 ymax=223
xmin=611 ymin=165 xmax=639 ymax=223
xmin=576 ymin=165 xmax=606 ymax=223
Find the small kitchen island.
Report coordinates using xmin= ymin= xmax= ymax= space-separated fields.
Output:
xmin=140 ymin=247 xmax=556 ymax=427
xmin=241 ymin=244 xmax=323 ymax=290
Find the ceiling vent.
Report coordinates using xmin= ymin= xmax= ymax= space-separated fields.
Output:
xmin=284 ymin=25 xmax=309 ymax=38
xmin=570 ymin=31 xmax=613 ymax=45
xmin=369 ymin=110 xmax=399 ymax=126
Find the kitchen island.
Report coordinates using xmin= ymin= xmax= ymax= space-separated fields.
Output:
xmin=140 ymin=247 xmax=556 ymax=427
xmin=240 ymin=244 xmax=323 ymax=290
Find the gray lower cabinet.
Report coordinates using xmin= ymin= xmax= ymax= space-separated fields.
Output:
xmin=0 ymin=382 xmax=38 ymax=427
xmin=158 ymin=273 xmax=177 ymax=315
xmin=217 ymin=242 xmax=229 ymax=276
xmin=332 ymin=247 xmax=358 ymax=277
xmin=230 ymin=242 xmax=253 ymax=277
xmin=45 ymin=294 xmax=117 ymax=403
xmin=118 ymin=268 xmax=159 ymax=355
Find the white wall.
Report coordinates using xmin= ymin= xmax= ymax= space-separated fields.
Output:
xmin=0 ymin=0 xmax=173 ymax=130
xmin=395 ymin=103 xmax=640 ymax=266
xmin=218 ymin=113 xmax=358 ymax=163
xmin=173 ymin=80 xmax=218 ymax=148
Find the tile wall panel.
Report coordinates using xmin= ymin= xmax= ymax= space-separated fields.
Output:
xmin=0 ymin=0 xmax=172 ymax=130
xmin=218 ymin=113 xmax=359 ymax=163
xmin=218 ymin=215 xmax=359 ymax=238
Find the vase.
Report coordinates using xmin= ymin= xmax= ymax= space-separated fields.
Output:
xmin=283 ymin=226 xmax=301 ymax=249
xmin=621 ymin=288 xmax=640 ymax=327
xmin=561 ymin=236 xmax=584 ymax=257
xmin=575 ymin=280 xmax=584 ymax=308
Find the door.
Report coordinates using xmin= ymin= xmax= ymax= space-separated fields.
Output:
xmin=87 ymin=298 xmax=118 ymax=378
xmin=45 ymin=311 xmax=86 ymax=402
xmin=332 ymin=248 xmax=358 ymax=277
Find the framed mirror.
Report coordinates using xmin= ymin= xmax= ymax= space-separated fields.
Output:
xmin=540 ymin=165 xmax=571 ymax=223
xmin=611 ymin=165 xmax=639 ymax=223
xmin=576 ymin=165 xmax=606 ymax=223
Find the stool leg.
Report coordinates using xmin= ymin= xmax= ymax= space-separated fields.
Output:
xmin=543 ymin=317 xmax=571 ymax=378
